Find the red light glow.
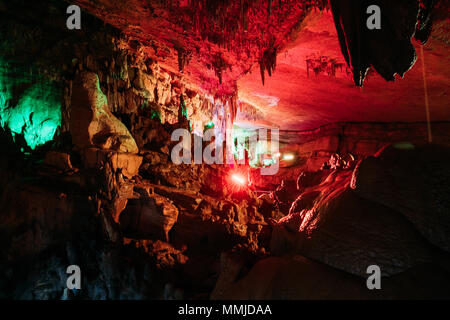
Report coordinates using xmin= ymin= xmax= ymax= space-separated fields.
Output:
xmin=231 ymin=173 xmax=247 ymax=186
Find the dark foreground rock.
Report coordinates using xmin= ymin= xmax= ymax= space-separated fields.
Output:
xmin=212 ymin=255 xmax=450 ymax=300
xmin=271 ymin=144 xmax=450 ymax=278
xmin=271 ymin=169 xmax=435 ymax=277
xmin=352 ymin=143 xmax=450 ymax=253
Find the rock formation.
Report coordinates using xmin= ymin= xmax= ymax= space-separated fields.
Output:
xmin=352 ymin=143 xmax=450 ymax=252
xmin=329 ymin=0 xmax=436 ymax=86
xmin=70 ymin=71 xmax=139 ymax=154
xmin=0 ymin=0 xmax=449 ymax=302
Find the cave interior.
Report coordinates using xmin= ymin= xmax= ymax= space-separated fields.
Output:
xmin=0 ymin=0 xmax=449 ymax=300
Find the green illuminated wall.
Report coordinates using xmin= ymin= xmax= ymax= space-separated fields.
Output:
xmin=0 ymin=59 xmax=61 ymax=150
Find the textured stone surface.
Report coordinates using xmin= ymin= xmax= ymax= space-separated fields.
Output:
xmin=352 ymin=143 xmax=450 ymax=252
xmin=43 ymin=151 xmax=74 ymax=171
xmin=271 ymin=169 xmax=435 ymax=277
xmin=1 ymin=0 xmax=449 ymax=301
xmin=250 ymin=122 xmax=450 ymax=187
xmin=212 ymin=255 xmax=450 ymax=300
xmin=70 ymin=72 xmax=139 ymax=154
xmin=119 ymin=194 xmax=179 ymax=241
xmin=83 ymin=147 xmax=143 ymax=179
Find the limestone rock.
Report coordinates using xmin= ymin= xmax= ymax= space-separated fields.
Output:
xmin=210 ymin=252 xmax=246 ymax=300
xmin=119 ymin=194 xmax=179 ymax=241
xmin=296 ymin=170 xmax=327 ymax=191
xmin=83 ymin=147 xmax=143 ymax=179
xmin=43 ymin=151 xmax=74 ymax=171
xmin=351 ymin=143 xmax=450 ymax=252
xmin=212 ymin=255 xmax=450 ymax=300
xmin=289 ymin=190 xmax=321 ymax=214
xmin=271 ymin=169 xmax=433 ymax=277
xmin=124 ymin=239 xmax=188 ymax=269
xmin=70 ymin=71 xmax=139 ymax=154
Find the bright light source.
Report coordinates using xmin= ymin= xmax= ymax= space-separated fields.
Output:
xmin=274 ymin=152 xmax=281 ymax=158
xmin=282 ymin=154 xmax=295 ymax=161
xmin=231 ymin=173 xmax=247 ymax=186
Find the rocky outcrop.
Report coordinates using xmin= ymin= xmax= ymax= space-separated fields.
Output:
xmin=43 ymin=151 xmax=74 ymax=172
xmin=83 ymin=148 xmax=143 ymax=179
xmin=271 ymin=171 xmax=430 ymax=276
xmin=271 ymin=150 xmax=449 ymax=277
xmin=329 ymin=0 xmax=435 ymax=86
xmin=70 ymin=72 xmax=139 ymax=154
xmin=212 ymin=255 xmax=450 ymax=300
xmin=351 ymin=143 xmax=450 ymax=252
xmin=119 ymin=194 xmax=179 ymax=242
xmin=251 ymin=122 xmax=450 ymax=188
xmin=124 ymin=239 xmax=188 ymax=270
xmin=289 ymin=190 xmax=321 ymax=214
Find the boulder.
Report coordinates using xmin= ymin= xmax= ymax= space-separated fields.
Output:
xmin=296 ymin=170 xmax=327 ymax=191
xmin=70 ymin=71 xmax=139 ymax=154
xmin=289 ymin=190 xmax=321 ymax=214
xmin=272 ymin=179 xmax=298 ymax=214
xmin=43 ymin=151 xmax=74 ymax=171
xmin=351 ymin=143 xmax=450 ymax=252
xmin=119 ymin=194 xmax=179 ymax=241
xmin=271 ymin=169 xmax=434 ymax=277
xmin=83 ymin=147 xmax=143 ymax=179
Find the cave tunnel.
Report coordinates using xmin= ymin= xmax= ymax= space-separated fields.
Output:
xmin=0 ymin=0 xmax=449 ymax=305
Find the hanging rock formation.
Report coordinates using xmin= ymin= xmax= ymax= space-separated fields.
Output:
xmin=329 ymin=0 xmax=436 ymax=86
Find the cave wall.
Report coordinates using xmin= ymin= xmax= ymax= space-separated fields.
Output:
xmin=251 ymin=121 xmax=450 ymax=186
xmin=0 ymin=0 xmax=216 ymax=151
xmin=0 ymin=1 xmax=223 ymax=299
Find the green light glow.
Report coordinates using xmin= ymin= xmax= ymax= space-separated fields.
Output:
xmin=0 ymin=59 xmax=61 ymax=150
xmin=150 ymin=110 xmax=161 ymax=121
xmin=230 ymin=126 xmax=280 ymax=168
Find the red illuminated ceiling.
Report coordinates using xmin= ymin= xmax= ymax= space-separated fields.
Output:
xmin=73 ymin=0 xmax=325 ymax=98
xmin=72 ymin=1 xmax=449 ymax=130
xmin=237 ymin=11 xmax=450 ymax=130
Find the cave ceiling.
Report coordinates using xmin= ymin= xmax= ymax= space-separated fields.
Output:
xmin=72 ymin=0 xmax=324 ymax=98
xmin=71 ymin=0 xmax=449 ymax=130
xmin=238 ymin=9 xmax=450 ymax=130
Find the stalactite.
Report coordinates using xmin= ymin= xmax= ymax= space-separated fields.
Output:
xmin=416 ymin=0 xmax=437 ymax=44
xmin=212 ymin=52 xmax=230 ymax=85
xmin=259 ymin=60 xmax=265 ymax=85
xmin=259 ymin=38 xmax=277 ymax=85
xmin=162 ymin=1 xmax=317 ymax=93
xmin=177 ymin=48 xmax=185 ymax=73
